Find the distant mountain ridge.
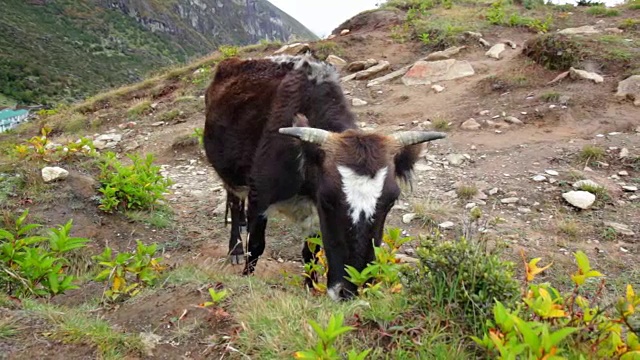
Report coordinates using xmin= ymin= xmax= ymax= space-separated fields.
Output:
xmin=0 ymin=0 xmax=317 ymax=105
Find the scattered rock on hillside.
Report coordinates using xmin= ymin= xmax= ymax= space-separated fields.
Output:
xmin=604 ymin=27 xmax=624 ymax=34
xmin=402 ymin=213 xmax=417 ymax=224
xmin=424 ymin=46 xmax=466 ymax=61
xmin=446 ymin=154 xmax=466 ymax=166
xmin=504 ymin=116 xmax=523 ymax=125
xmin=340 ymin=29 xmax=350 ymax=36
xmin=464 ymin=31 xmax=483 ymax=39
xmin=558 ymin=25 xmax=601 ymax=35
xmin=562 ymin=191 xmax=596 ymax=209
xmin=623 ymin=185 xmax=638 ymax=192
xmin=93 ymin=133 xmax=122 ymax=150
xmin=42 ymin=166 xmax=69 ymax=183
xmin=479 ymin=38 xmax=491 ymax=47
xmin=354 ymin=60 xmax=390 ymax=80
xmin=503 ymin=40 xmax=517 ymax=49
xmin=347 ymin=59 xmax=378 ymax=73
xmin=485 ymin=43 xmax=506 ymax=60
xmin=431 ymin=84 xmax=445 ymax=93
xmin=401 ymin=59 xmax=475 ymax=86
xmin=273 ymin=42 xmax=310 ymax=55
xmin=573 ymin=179 xmax=602 ymax=189
xmin=501 ymin=197 xmax=519 ymax=204
xmin=439 ymin=221 xmax=455 ymax=229
xmin=461 ymin=118 xmax=481 ymax=130
xmin=569 ymin=67 xmax=604 ymax=84
xmin=352 ymin=98 xmax=368 ymax=107
xmin=603 ymin=221 xmax=635 ymax=237
xmin=326 ymin=55 xmax=347 ymax=70
xmin=366 ymin=65 xmax=411 ymax=87
xmin=619 ymin=148 xmax=630 ymax=159
xmin=532 ymin=175 xmax=546 ymax=182
xmin=615 ymin=75 xmax=640 ymax=106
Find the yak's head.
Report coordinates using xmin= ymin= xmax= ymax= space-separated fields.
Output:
xmin=279 ymin=114 xmax=446 ymax=300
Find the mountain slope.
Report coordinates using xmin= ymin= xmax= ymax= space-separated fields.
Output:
xmin=0 ymin=0 xmax=317 ymax=106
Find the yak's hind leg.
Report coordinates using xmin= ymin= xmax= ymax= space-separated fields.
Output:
xmin=226 ymin=191 xmax=246 ymax=265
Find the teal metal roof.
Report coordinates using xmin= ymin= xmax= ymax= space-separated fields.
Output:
xmin=0 ymin=109 xmax=29 ymax=121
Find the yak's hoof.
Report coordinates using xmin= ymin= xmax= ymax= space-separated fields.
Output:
xmin=229 ymin=254 xmax=245 ymax=265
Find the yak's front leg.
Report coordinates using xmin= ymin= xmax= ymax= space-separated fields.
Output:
xmin=226 ymin=191 xmax=245 ymax=265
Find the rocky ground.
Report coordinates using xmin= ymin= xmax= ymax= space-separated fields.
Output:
xmin=1 ymin=2 xmax=640 ymax=359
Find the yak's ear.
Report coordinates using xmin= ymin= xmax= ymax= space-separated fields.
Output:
xmin=393 ymin=144 xmax=422 ymax=186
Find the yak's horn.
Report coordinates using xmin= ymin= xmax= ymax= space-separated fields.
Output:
xmin=391 ymin=131 xmax=447 ymax=146
xmin=278 ymin=127 xmax=331 ymax=145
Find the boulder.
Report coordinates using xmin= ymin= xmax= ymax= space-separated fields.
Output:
xmin=461 ymin=118 xmax=481 ymax=130
xmin=424 ymin=46 xmax=466 ymax=61
xmin=42 ymin=166 xmax=69 ymax=183
xmin=366 ymin=65 xmax=411 ymax=87
xmin=346 ymin=59 xmax=378 ymax=73
xmin=569 ymin=67 xmax=603 ymax=84
xmin=558 ymin=25 xmax=601 ymax=35
xmin=615 ymin=75 xmax=640 ymax=106
xmin=273 ymin=43 xmax=310 ymax=55
xmin=562 ymin=191 xmax=596 ymax=209
xmin=325 ymin=55 xmax=347 ymax=70
xmin=401 ymin=59 xmax=475 ymax=86
xmin=354 ymin=61 xmax=390 ymax=80
xmin=485 ymin=43 xmax=506 ymax=60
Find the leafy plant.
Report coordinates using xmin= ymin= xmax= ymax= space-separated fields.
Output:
xmin=203 ymin=286 xmax=228 ymax=307
xmin=0 ymin=210 xmax=89 ymax=297
xmin=191 ymin=127 xmax=204 ymax=147
xmin=93 ymin=240 xmax=165 ymax=303
xmin=404 ymin=233 xmax=520 ymax=333
xmin=97 ymin=152 xmax=173 ymax=213
xmin=219 ymin=45 xmax=239 ymax=59
xmin=487 ymin=0 xmax=506 ymax=25
xmin=294 ymin=313 xmax=371 ymax=360
xmin=13 ymin=126 xmax=97 ymax=163
xmin=473 ymin=250 xmax=640 ymax=359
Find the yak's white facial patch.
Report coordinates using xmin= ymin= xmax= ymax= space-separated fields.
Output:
xmin=337 ymin=165 xmax=388 ymax=225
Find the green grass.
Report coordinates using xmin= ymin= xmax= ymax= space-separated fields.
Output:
xmin=125 ymin=208 xmax=174 ymax=229
xmin=586 ymin=5 xmax=620 ymax=16
xmin=0 ymin=318 xmax=18 ymax=339
xmin=433 ymin=118 xmax=451 ymax=131
xmin=558 ymin=219 xmax=579 ymax=239
xmin=578 ymin=144 xmax=606 ymax=162
xmin=456 ymin=184 xmax=478 ymax=201
xmin=22 ymin=300 xmax=146 ymax=359
xmin=127 ymin=99 xmax=152 ymax=117
xmin=540 ymin=91 xmax=561 ymax=102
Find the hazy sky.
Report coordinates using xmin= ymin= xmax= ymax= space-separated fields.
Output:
xmin=269 ymin=0 xmax=384 ymax=38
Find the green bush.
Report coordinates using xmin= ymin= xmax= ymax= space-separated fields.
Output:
xmin=473 ymin=251 xmax=640 ymax=359
xmin=97 ymin=152 xmax=173 ymax=213
xmin=0 ymin=210 xmax=89 ymax=297
xmin=404 ymin=234 xmax=520 ymax=333
xmin=218 ymin=45 xmax=239 ymax=59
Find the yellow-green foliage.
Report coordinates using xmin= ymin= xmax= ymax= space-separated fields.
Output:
xmin=473 ymin=251 xmax=640 ymax=359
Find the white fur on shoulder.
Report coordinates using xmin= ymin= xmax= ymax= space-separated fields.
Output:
xmin=266 ymin=53 xmax=340 ymax=84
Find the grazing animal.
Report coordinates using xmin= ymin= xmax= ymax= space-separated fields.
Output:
xmin=203 ymin=53 xmax=445 ymax=300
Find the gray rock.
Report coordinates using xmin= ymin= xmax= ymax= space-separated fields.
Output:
xmin=489 ymin=188 xmax=499 ymax=195
xmin=562 ymin=191 xmax=596 ymax=209
xmin=573 ymin=179 xmax=602 ymax=190
xmin=485 ymin=43 xmax=506 ymax=60
xmin=501 ymin=197 xmax=519 ymax=204
xmin=464 ymin=31 xmax=483 ymax=38
xmin=439 ymin=221 xmax=455 ymax=229
xmin=615 ymin=75 xmax=640 ymax=106
xmin=622 ymin=185 xmax=638 ymax=192
xmin=461 ymin=118 xmax=481 ymax=131
xmin=353 ymin=61 xmax=390 ymax=80
xmin=347 ymin=59 xmax=378 ymax=73
xmin=431 ymin=84 xmax=445 ymax=93
xmin=569 ymin=67 xmax=604 ymax=84
xmin=446 ymin=154 xmax=466 ymax=166
xmin=273 ymin=42 xmax=310 ymax=55
xmin=558 ymin=25 xmax=601 ymax=35
xmin=366 ymin=65 xmax=412 ymax=87
xmin=545 ymin=170 xmax=559 ymax=176
xmin=325 ymin=55 xmax=347 ymax=70
xmin=479 ymin=38 xmax=491 ymax=47
xmin=504 ymin=116 xmax=523 ymax=125
xmin=352 ymin=98 xmax=368 ymax=107
xmin=93 ymin=133 xmax=122 ymax=150
xmin=532 ymin=175 xmax=547 ymax=182
xmin=603 ymin=221 xmax=635 ymax=237
xmin=401 ymin=59 xmax=475 ymax=86
xmin=42 ymin=166 xmax=69 ymax=182
xmin=424 ymin=46 xmax=466 ymax=61
xmin=402 ymin=213 xmax=417 ymax=224
xmin=619 ymin=148 xmax=630 ymax=159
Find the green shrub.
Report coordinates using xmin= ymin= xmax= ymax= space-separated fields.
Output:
xmin=219 ymin=45 xmax=239 ymax=59
xmin=13 ymin=126 xmax=97 ymax=164
xmin=0 ymin=210 xmax=89 ymax=297
xmin=93 ymin=240 xmax=166 ymax=303
xmin=97 ymin=152 xmax=173 ymax=213
xmin=126 ymin=99 xmax=152 ymax=117
xmin=487 ymin=0 xmax=507 ymax=25
xmin=473 ymin=251 xmax=640 ymax=359
xmin=404 ymin=234 xmax=520 ymax=333
xmin=586 ymin=5 xmax=620 ymax=16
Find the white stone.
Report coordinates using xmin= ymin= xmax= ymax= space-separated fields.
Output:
xmin=545 ymin=170 xmax=559 ymax=176
xmin=401 ymin=59 xmax=475 ymax=86
xmin=622 ymin=185 xmax=638 ymax=192
xmin=615 ymin=75 xmax=640 ymax=106
xmin=485 ymin=43 xmax=506 ymax=60
xmin=438 ymin=221 xmax=455 ymax=229
xmin=603 ymin=221 xmax=635 ymax=236
xmin=619 ymin=148 xmax=629 ymax=159
xmin=562 ymin=191 xmax=596 ymax=209
xmin=501 ymin=197 xmax=519 ymax=204
xmin=504 ymin=116 xmax=523 ymax=125
xmin=42 ymin=166 xmax=69 ymax=182
xmin=569 ymin=67 xmax=604 ymax=84
xmin=532 ymin=175 xmax=546 ymax=182
xmin=558 ymin=25 xmax=601 ymax=35
xmin=402 ymin=213 xmax=417 ymax=224
xmin=461 ymin=118 xmax=481 ymax=131
xmin=431 ymin=84 xmax=445 ymax=93
xmin=352 ymin=98 xmax=368 ymax=107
